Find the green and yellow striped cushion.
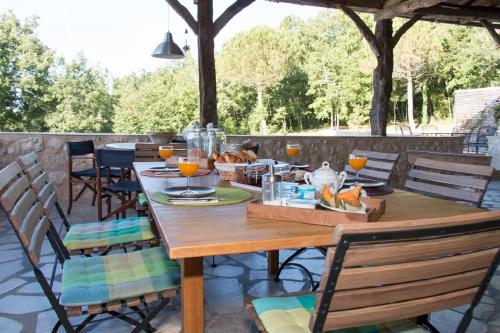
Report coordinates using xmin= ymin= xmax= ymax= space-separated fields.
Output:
xmin=63 ymin=216 xmax=155 ymax=250
xmin=60 ymin=246 xmax=180 ymax=306
xmin=251 ymin=294 xmax=426 ymax=333
xmin=138 ymin=193 xmax=149 ymax=207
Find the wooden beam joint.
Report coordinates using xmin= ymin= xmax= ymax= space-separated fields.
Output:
xmin=165 ymin=0 xmax=198 ymax=35
xmin=214 ymin=0 xmax=255 ymax=37
xmin=340 ymin=6 xmax=381 ymax=57
xmin=481 ymin=19 xmax=500 ymax=47
xmin=376 ymin=0 xmax=443 ymax=21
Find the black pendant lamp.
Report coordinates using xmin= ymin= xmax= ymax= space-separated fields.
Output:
xmin=152 ymin=5 xmax=184 ymax=59
xmin=152 ymin=32 xmax=184 ymax=59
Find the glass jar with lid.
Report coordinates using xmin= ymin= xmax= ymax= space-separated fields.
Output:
xmin=186 ymin=128 xmax=208 ymax=159
xmin=205 ymin=127 xmax=226 ymax=169
xmin=246 ymin=163 xmax=268 ymax=187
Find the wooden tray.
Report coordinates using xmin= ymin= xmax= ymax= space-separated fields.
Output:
xmin=247 ymin=197 xmax=385 ymax=227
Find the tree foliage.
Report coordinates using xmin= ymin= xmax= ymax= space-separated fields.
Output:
xmin=0 ymin=10 xmax=498 ymax=135
xmin=47 ymin=55 xmax=115 ymax=133
xmin=113 ymin=57 xmax=199 ymax=134
xmin=0 ymin=12 xmax=54 ymax=131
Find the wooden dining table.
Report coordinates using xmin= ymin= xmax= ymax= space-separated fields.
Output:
xmin=134 ymin=161 xmax=483 ymax=333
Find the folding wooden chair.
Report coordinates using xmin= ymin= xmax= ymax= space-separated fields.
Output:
xmin=0 ymin=161 xmax=179 ymax=333
xmin=135 ymin=143 xmax=162 ymax=162
xmin=66 ymin=140 xmax=121 ymax=215
xmin=275 ymin=150 xmax=399 ymax=286
xmin=405 ymin=158 xmax=494 ymax=208
xmin=344 ymin=149 xmax=399 ymax=184
xmin=249 ymin=211 xmax=500 ymax=333
xmin=133 ymin=143 xmax=188 ymax=213
xmin=96 ymin=149 xmax=141 ymax=221
xmin=17 ymin=152 xmax=158 ymax=256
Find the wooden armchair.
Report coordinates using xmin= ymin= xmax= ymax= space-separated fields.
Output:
xmin=405 ymin=158 xmax=494 ymax=207
xmin=249 ymin=211 xmax=500 ymax=333
xmin=344 ymin=149 xmax=399 ymax=184
xmin=18 ymin=152 xmax=158 ymax=256
xmin=0 ymin=161 xmax=179 ymax=333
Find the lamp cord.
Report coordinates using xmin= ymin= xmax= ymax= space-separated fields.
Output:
xmin=167 ymin=5 xmax=170 ymax=31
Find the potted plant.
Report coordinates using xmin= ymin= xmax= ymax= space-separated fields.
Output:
xmin=145 ymin=131 xmax=177 ymax=144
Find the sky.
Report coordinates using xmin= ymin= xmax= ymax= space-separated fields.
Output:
xmin=1 ymin=0 xmax=323 ymax=77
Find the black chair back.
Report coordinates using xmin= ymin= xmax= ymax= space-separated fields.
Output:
xmin=95 ymin=149 xmax=135 ymax=169
xmin=66 ymin=140 xmax=95 ymax=157
xmin=476 ymin=125 xmax=497 ymax=146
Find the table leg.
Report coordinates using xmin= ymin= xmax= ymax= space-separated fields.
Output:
xmin=267 ymin=250 xmax=279 ymax=276
xmin=181 ymin=257 xmax=204 ymax=333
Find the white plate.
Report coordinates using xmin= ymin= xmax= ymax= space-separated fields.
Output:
xmin=343 ymin=180 xmax=386 ymax=188
xmin=214 ymin=162 xmax=248 ymax=172
xmin=319 ymin=201 xmax=367 ymax=214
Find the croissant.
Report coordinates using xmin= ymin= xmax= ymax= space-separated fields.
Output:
xmin=229 ymin=154 xmax=239 ymax=163
xmin=223 ymin=152 xmax=233 ymax=163
xmin=237 ymin=151 xmax=249 ymax=162
xmin=216 ymin=155 xmax=225 ymax=163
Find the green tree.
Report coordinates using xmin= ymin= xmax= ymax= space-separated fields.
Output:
xmin=113 ymin=56 xmax=199 ymax=134
xmin=0 ymin=13 xmax=54 ymax=131
xmin=303 ymin=11 xmax=373 ymax=130
xmin=47 ymin=55 xmax=115 ymax=132
xmin=217 ymin=81 xmax=256 ymax=134
xmin=394 ymin=21 xmax=443 ymax=131
xmin=218 ymin=26 xmax=299 ymax=133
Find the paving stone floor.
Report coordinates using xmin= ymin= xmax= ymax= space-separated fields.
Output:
xmin=0 ymin=182 xmax=499 ymax=332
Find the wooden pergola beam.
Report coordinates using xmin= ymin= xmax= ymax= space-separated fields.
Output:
xmin=164 ymin=0 xmax=198 ymax=34
xmin=375 ymin=0 xmax=444 ymax=20
xmin=214 ymin=0 xmax=255 ymax=36
xmin=393 ymin=14 xmax=422 ymax=45
xmin=481 ymin=19 xmax=500 ymax=46
xmin=273 ymin=0 xmax=383 ymax=11
xmin=340 ymin=6 xmax=381 ymax=57
xmin=414 ymin=5 xmax=500 ymax=22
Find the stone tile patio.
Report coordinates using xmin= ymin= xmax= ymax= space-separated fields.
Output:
xmin=0 ymin=182 xmax=499 ymax=332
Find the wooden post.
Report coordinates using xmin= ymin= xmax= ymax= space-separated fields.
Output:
xmin=167 ymin=0 xmax=254 ymax=128
xmin=341 ymin=7 xmax=420 ymax=136
xmin=197 ymin=0 xmax=218 ymax=127
xmin=371 ymin=20 xmax=393 ymax=136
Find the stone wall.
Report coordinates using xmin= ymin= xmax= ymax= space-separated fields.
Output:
xmin=0 ymin=133 xmax=149 ymax=200
xmin=0 ymin=132 xmax=463 ymax=200
xmin=227 ymin=135 xmax=463 ymax=188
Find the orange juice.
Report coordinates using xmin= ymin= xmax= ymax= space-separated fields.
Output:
xmin=286 ymin=147 xmax=300 ymax=157
xmin=179 ymin=161 xmax=199 ymax=177
xmin=159 ymin=148 xmax=174 ymax=159
xmin=348 ymin=157 xmax=367 ymax=171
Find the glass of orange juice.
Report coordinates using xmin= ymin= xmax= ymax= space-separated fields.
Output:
xmin=348 ymin=153 xmax=368 ymax=182
xmin=179 ymin=157 xmax=199 ymax=193
xmin=286 ymin=143 xmax=301 ymax=165
xmin=159 ymin=145 xmax=174 ymax=167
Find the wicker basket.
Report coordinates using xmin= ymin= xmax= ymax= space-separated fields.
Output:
xmin=214 ymin=162 xmax=248 ymax=181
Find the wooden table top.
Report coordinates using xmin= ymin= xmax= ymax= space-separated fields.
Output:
xmin=135 ymin=162 xmax=482 ymax=259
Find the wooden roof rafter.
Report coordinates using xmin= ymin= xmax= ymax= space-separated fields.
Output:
xmin=272 ymin=0 xmax=500 ymax=28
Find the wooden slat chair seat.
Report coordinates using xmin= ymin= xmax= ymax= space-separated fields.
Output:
xmin=18 ymin=152 xmax=159 ymax=256
xmin=135 ymin=143 xmax=162 ymax=162
xmin=344 ymin=150 xmax=399 ymax=184
xmin=0 ymin=161 xmax=179 ymax=333
xmin=135 ymin=143 xmax=187 ymax=162
xmin=134 ymin=143 xmax=187 ymax=213
xmin=273 ymin=150 xmax=400 ymax=288
xmin=405 ymin=158 xmax=493 ymax=207
xmin=249 ymin=211 xmax=500 ymax=333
